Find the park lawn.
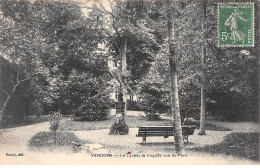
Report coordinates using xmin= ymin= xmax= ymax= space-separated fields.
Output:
xmin=0 ymin=115 xmax=49 ymax=129
xmin=185 ymin=120 xmax=232 ymax=131
xmin=59 ymin=115 xmax=231 ymax=131
xmin=189 ymin=132 xmax=259 ymax=161
xmin=59 ymin=116 xmax=173 ymax=131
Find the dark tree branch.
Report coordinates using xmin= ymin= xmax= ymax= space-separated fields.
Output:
xmin=2 ymin=89 xmax=10 ymax=97
xmin=96 ymin=16 xmax=120 ymax=52
xmin=96 ymin=0 xmax=117 ymax=18
xmin=12 ymin=77 xmax=29 ymax=93
xmin=112 ymin=19 xmax=121 ymax=38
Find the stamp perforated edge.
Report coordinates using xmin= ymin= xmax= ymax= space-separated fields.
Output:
xmin=217 ymin=2 xmax=255 ymax=48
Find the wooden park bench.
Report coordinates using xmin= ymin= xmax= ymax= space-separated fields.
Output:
xmin=136 ymin=125 xmax=196 ymax=144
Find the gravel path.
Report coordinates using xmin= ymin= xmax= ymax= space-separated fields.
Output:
xmin=74 ymin=129 xmax=231 ymax=149
xmin=0 ymin=119 xmax=69 ymax=157
xmin=73 ymin=128 xmax=257 ymax=164
xmin=0 ymin=121 xmax=49 ymax=152
xmin=0 ymin=118 xmax=258 ymax=164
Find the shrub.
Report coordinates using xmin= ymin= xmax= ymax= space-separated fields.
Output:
xmin=70 ymin=92 xmax=111 ymax=121
xmin=65 ymin=70 xmax=111 ymax=121
xmin=49 ymin=111 xmax=61 ymax=133
xmin=145 ymin=112 xmax=161 ymax=121
xmin=109 ymin=117 xmax=129 ymax=135
xmin=137 ymin=83 xmax=170 ymax=120
xmin=207 ymin=90 xmax=248 ymax=121
xmin=127 ymin=100 xmax=141 ymax=111
xmin=72 ymin=107 xmax=110 ymax=121
xmin=29 ymin=131 xmax=86 ymax=153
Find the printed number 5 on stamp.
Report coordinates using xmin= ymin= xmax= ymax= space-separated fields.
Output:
xmin=218 ymin=3 xmax=254 ymax=47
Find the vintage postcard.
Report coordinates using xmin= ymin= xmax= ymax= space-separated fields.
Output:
xmin=0 ymin=0 xmax=259 ymax=165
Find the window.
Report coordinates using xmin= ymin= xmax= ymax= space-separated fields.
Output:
xmin=98 ymin=41 xmax=105 ymax=51
xmin=130 ymin=92 xmax=134 ymax=101
xmin=113 ymin=60 xmax=118 ymax=67
xmin=115 ymin=89 xmax=119 ymax=101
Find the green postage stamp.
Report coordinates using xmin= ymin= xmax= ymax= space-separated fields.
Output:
xmin=218 ymin=3 xmax=254 ymax=47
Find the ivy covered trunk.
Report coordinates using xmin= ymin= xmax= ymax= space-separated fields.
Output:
xmin=109 ymin=85 xmax=129 ymax=135
xmin=167 ymin=0 xmax=184 ymax=154
xmin=109 ymin=38 xmax=129 ymax=135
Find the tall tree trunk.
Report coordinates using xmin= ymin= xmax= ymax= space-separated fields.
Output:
xmin=167 ymin=0 xmax=184 ymax=154
xmin=122 ymin=38 xmax=127 ymax=77
xmin=122 ymin=38 xmax=127 ymax=118
xmin=198 ymin=0 xmax=206 ymax=135
xmin=258 ymin=2 xmax=260 ymax=124
xmin=118 ymin=83 xmax=125 ymax=118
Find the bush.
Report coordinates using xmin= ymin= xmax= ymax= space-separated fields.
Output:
xmin=65 ymin=70 xmax=111 ymax=121
xmin=49 ymin=111 xmax=61 ymax=133
xmin=137 ymin=83 xmax=170 ymax=116
xmin=138 ymin=82 xmax=201 ymax=122
xmin=145 ymin=112 xmax=161 ymax=121
xmin=207 ymin=90 xmax=249 ymax=122
xmin=29 ymin=131 xmax=86 ymax=153
xmin=109 ymin=117 xmax=129 ymax=135
xmin=72 ymin=108 xmax=110 ymax=121
xmin=178 ymin=81 xmax=201 ymax=123
xmin=127 ymin=100 xmax=141 ymax=111
xmin=71 ymin=93 xmax=110 ymax=121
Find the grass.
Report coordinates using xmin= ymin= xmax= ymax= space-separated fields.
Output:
xmin=59 ymin=115 xmax=232 ymax=131
xmin=28 ymin=131 xmax=87 ymax=153
xmin=185 ymin=119 xmax=232 ymax=131
xmin=189 ymin=132 xmax=259 ymax=161
xmin=59 ymin=116 xmax=173 ymax=131
xmin=1 ymin=115 xmax=49 ymax=129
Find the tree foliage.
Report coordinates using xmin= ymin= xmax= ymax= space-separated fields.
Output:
xmin=89 ymin=0 xmax=160 ymax=82
xmin=0 ymin=0 xmax=111 ymax=122
xmin=137 ymin=0 xmax=258 ymax=122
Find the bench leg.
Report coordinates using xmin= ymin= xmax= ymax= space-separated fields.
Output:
xmin=142 ymin=136 xmax=146 ymax=143
xmin=182 ymin=135 xmax=189 ymax=144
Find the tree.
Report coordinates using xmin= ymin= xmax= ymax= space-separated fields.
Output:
xmin=66 ymin=68 xmax=111 ymax=121
xmin=201 ymin=1 xmax=259 ymax=122
xmin=0 ymin=56 xmax=29 ymax=126
xmin=0 ymin=0 xmax=110 ymax=125
xmin=166 ymin=0 xmax=184 ymax=154
xmin=0 ymin=1 xmax=37 ymax=125
xmin=198 ymin=0 xmax=206 ymax=135
xmin=121 ymin=0 xmax=258 ymax=125
xmin=86 ymin=0 xmax=159 ymax=134
xmin=92 ymin=0 xmax=130 ymax=133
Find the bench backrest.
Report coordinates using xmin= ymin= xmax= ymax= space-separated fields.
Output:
xmin=137 ymin=125 xmax=196 ymax=136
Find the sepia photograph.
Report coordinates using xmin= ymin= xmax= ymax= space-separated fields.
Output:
xmin=0 ymin=0 xmax=259 ymax=165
